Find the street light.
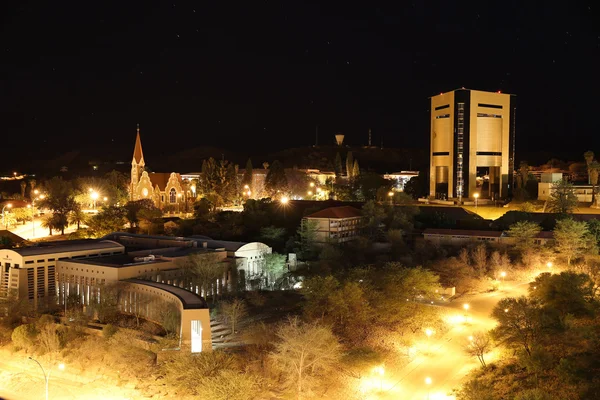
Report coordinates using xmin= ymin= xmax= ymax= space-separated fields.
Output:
xmin=425 ymin=377 xmax=432 ymax=400
xmin=309 ymin=182 xmax=315 ymax=188
xmin=473 ymin=192 xmax=479 ymax=211
xmin=463 ymin=303 xmax=470 ymax=322
xmin=547 ymin=261 xmax=553 ymax=269
xmin=90 ymin=191 xmax=99 ymax=209
xmin=425 ymin=328 xmax=433 ymax=354
xmin=374 ymin=366 xmax=384 ymax=391
xmin=2 ymin=203 xmax=13 ymax=229
xmin=500 ymin=271 xmax=506 ymax=282
xmin=28 ymin=357 xmax=65 ymax=400
xmin=280 ymin=197 xmax=289 ymax=219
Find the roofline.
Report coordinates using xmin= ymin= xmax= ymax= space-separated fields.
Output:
xmin=428 ymin=88 xmax=517 ymax=99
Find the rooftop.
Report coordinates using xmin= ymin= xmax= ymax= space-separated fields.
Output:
xmin=304 ymin=206 xmax=363 ymax=219
xmin=423 ymin=228 xmax=504 ymax=238
xmin=126 ymin=279 xmax=208 ymax=309
xmin=64 ymin=253 xmax=169 ymax=268
xmin=11 ymin=240 xmax=123 ymax=257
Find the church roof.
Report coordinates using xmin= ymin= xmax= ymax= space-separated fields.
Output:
xmin=149 ymin=172 xmax=181 ymax=191
xmin=133 ymin=125 xmax=144 ymax=164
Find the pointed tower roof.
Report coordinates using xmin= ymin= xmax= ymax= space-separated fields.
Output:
xmin=133 ymin=124 xmax=145 ymax=164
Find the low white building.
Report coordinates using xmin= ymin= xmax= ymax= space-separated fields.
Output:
xmin=538 ymin=173 xmax=593 ymax=202
xmin=384 ymin=171 xmax=419 ymax=191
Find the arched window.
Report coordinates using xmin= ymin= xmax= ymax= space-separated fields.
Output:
xmin=169 ymin=188 xmax=177 ymax=203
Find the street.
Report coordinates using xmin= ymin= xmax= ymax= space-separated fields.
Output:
xmin=8 ymin=217 xmax=77 ymax=241
xmin=378 ymin=281 xmax=529 ymax=400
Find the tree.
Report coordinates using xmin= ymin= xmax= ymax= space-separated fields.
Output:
xmin=270 ymin=317 xmax=342 ymax=397
xmin=491 ymin=297 xmax=541 ymax=356
xmin=125 ymin=198 xmax=160 ymax=228
xmin=297 ymin=219 xmax=319 ymax=260
xmin=529 ymin=272 xmax=595 ymax=319
xmin=265 ymin=160 xmax=288 ymax=197
xmin=39 ymin=177 xmax=77 ymax=235
xmin=553 ymin=217 xmax=591 ymax=265
xmin=11 ymin=323 xmax=38 ymax=352
xmin=28 ymin=179 xmax=36 ymax=199
xmin=20 ymin=181 xmax=26 ymax=198
xmin=104 ymin=170 xmax=130 ymax=205
xmin=362 ymin=200 xmax=386 ymax=239
xmin=334 ymin=153 xmax=343 ymax=176
xmin=508 ymin=221 xmax=542 ymax=250
xmin=590 ymin=161 xmax=600 ymax=207
xmin=40 ymin=214 xmax=59 ymax=236
xmin=87 ymin=205 xmax=127 ymax=237
xmin=346 ymin=151 xmax=354 ymax=179
xmin=471 ymin=244 xmax=488 ymax=277
xmin=547 ymin=180 xmax=578 ymax=214
xmin=242 ymin=158 xmax=253 ymax=188
xmin=263 ymin=252 xmax=287 ymax=288
xmin=68 ymin=206 xmax=88 ymax=230
xmin=180 ymin=253 xmax=226 ymax=300
xmin=352 ymin=159 xmax=360 ymax=179
xmin=584 ymin=151 xmax=595 ymax=184
xmin=259 ymin=225 xmax=286 ymax=249
xmin=464 ymin=331 xmax=492 ymax=368
xmin=11 ymin=207 xmax=30 ymax=225
xmin=220 ymin=298 xmax=248 ymax=334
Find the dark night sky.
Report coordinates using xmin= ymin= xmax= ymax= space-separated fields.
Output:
xmin=1 ymin=1 xmax=598 ymax=170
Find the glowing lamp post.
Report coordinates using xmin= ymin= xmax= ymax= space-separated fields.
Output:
xmin=388 ymin=191 xmax=394 ymax=205
xmin=500 ymin=271 xmax=506 ymax=282
xmin=28 ymin=357 xmax=65 ymax=400
xmin=463 ymin=303 xmax=470 ymax=322
xmin=473 ymin=192 xmax=479 ymax=211
xmin=2 ymin=203 xmax=13 ymax=229
xmin=280 ymin=196 xmax=289 ymax=219
xmin=90 ymin=191 xmax=99 ymax=209
xmin=425 ymin=377 xmax=432 ymax=400
xmin=374 ymin=366 xmax=384 ymax=391
xmin=547 ymin=261 xmax=553 ymax=270
xmin=425 ymin=328 xmax=433 ymax=354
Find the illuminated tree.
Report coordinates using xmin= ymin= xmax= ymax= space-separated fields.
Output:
xmin=20 ymin=181 xmax=26 ymax=198
xmin=589 ymin=161 xmax=600 ymax=207
xmin=39 ymin=177 xmax=77 ymax=235
xmin=219 ymin=298 xmax=248 ymax=334
xmin=68 ymin=205 xmax=88 ymax=230
xmin=464 ymin=331 xmax=492 ymax=368
xmin=491 ymin=297 xmax=541 ymax=356
xmin=508 ymin=221 xmax=541 ymax=250
xmin=553 ymin=217 xmax=591 ymax=265
xmin=270 ymin=317 xmax=342 ymax=397
xmin=547 ymin=180 xmax=578 ymax=214
xmin=180 ymin=253 xmax=227 ymax=300
xmin=11 ymin=207 xmax=30 ymax=225
xmin=262 ymin=252 xmax=287 ymax=288
xmin=529 ymin=272 xmax=595 ymax=319
xmin=346 ymin=151 xmax=354 ymax=179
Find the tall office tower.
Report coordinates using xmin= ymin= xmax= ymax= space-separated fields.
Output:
xmin=429 ymin=88 xmax=516 ymax=201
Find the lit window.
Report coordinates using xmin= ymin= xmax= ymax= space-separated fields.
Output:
xmin=170 ymin=188 xmax=177 ymax=203
xmin=142 ymin=188 xmax=149 ymax=197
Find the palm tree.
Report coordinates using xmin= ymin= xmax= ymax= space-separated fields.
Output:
xmin=584 ymin=151 xmax=595 ymax=184
xmin=590 ymin=161 xmax=600 ymax=208
xmin=41 ymin=214 xmax=56 ymax=236
xmin=20 ymin=181 xmax=26 ymax=198
xmin=69 ymin=207 xmax=88 ymax=230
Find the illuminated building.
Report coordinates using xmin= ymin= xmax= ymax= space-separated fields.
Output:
xmin=429 ymin=89 xmax=516 ymax=201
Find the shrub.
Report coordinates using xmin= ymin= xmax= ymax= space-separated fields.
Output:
xmin=11 ymin=324 xmax=38 ymax=352
xmin=102 ymin=324 xmax=118 ymax=339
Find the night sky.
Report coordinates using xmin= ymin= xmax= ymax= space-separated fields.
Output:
xmin=1 ymin=1 xmax=598 ymax=170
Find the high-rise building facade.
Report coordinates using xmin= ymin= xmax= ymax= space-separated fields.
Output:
xmin=429 ymin=88 xmax=516 ymax=201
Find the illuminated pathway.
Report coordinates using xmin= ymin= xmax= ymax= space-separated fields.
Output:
xmin=378 ymin=282 xmax=529 ymax=400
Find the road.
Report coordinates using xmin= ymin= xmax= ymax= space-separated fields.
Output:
xmin=8 ymin=218 xmax=77 ymax=241
xmin=378 ymin=281 xmax=529 ymax=400
xmin=0 ymin=349 xmax=142 ymax=400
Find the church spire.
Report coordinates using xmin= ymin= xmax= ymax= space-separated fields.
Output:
xmin=133 ymin=124 xmax=145 ymax=165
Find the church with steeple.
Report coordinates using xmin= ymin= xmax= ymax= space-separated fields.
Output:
xmin=130 ymin=125 xmax=190 ymax=210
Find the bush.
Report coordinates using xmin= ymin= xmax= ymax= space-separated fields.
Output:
xmin=102 ymin=324 xmax=118 ymax=339
xmin=11 ymin=324 xmax=38 ymax=352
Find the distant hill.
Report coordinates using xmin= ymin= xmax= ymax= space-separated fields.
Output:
xmin=267 ymin=145 xmax=428 ymax=173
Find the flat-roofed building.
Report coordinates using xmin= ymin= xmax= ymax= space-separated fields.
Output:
xmin=429 ymin=88 xmax=516 ymax=201
xmin=0 ymin=240 xmax=124 ymax=306
xmin=303 ymin=206 xmax=364 ymax=244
